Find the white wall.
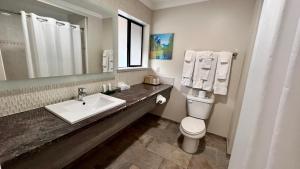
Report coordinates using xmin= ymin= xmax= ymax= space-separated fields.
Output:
xmin=100 ymin=0 xmax=153 ymax=84
xmin=86 ymin=16 xmax=103 ymax=74
xmin=227 ymin=0 xmax=263 ymax=153
xmin=102 ymin=18 xmax=113 ymax=50
xmin=150 ymin=0 xmax=258 ymax=137
xmin=99 ymin=0 xmax=152 ymax=24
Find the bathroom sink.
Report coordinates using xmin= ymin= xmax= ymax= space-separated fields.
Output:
xmin=45 ymin=93 xmax=126 ymax=124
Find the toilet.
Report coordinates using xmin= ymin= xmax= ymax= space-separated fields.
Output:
xmin=180 ymin=94 xmax=214 ymax=153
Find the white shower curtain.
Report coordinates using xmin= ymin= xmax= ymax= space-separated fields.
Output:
xmin=0 ymin=49 xmax=6 ymax=80
xmin=229 ymin=0 xmax=300 ymax=168
xmin=21 ymin=11 xmax=83 ymax=78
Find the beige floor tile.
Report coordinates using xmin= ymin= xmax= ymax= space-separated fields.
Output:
xmin=145 ymin=126 xmax=181 ymax=146
xmin=147 ymin=140 xmax=192 ymax=168
xmin=157 ymin=119 xmax=171 ymax=129
xmin=191 ymin=146 xmax=219 ymax=169
xmin=215 ymin=151 xmax=229 ymax=169
xmin=188 ymin=155 xmax=215 ymax=169
xmin=121 ymin=141 xmax=163 ymax=169
xmin=130 ymin=164 xmax=141 ymax=169
xmin=137 ymin=134 xmax=154 ymax=147
xmin=204 ymin=134 xmax=227 ymax=153
xmin=159 ymin=159 xmax=185 ymax=169
xmin=105 ymin=156 xmax=132 ymax=169
xmin=68 ymin=114 xmax=230 ymax=169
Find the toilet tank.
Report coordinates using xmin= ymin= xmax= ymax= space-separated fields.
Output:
xmin=187 ymin=95 xmax=214 ymax=119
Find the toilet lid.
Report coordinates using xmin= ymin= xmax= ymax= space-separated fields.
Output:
xmin=181 ymin=117 xmax=205 ymax=135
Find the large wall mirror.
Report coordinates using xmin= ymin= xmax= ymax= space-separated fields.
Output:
xmin=0 ymin=0 xmax=116 ymax=81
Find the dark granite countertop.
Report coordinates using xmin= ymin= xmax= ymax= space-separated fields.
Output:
xmin=0 ymin=84 xmax=172 ymax=164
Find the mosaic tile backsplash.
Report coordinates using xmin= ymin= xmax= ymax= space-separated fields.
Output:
xmin=0 ymin=79 xmax=115 ymax=117
xmin=0 ymin=69 xmax=151 ymax=117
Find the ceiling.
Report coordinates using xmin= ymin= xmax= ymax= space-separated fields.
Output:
xmin=139 ymin=0 xmax=209 ymax=10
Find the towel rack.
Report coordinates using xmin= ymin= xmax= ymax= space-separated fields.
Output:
xmin=233 ymin=52 xmax=238 ymax=59
xmin=185 ymin=49 xmax=238 ymax=58
xmin=233 ymin=52 xmax=238 ymax=57
xmin=0 ymin=40 xmax=25 ymax=47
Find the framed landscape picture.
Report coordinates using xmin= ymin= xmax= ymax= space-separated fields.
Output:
xmin=150 ymin=33 xmax=174 ymax=60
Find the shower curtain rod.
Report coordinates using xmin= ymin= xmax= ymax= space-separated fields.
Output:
xmin=0 ymin=9 xmax=78 ymax=28
xmin=0 ymin=9 xmax=20 ymax=15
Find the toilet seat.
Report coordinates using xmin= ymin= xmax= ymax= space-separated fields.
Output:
xmin=180 ymin=117 xmax=206 ymax=136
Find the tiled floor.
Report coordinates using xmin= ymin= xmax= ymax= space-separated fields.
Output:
xmin=66 ymin=114 xmax=230 ymax=169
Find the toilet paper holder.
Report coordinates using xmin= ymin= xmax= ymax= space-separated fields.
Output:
xmin=156 ymin=94 xmax=167 ymax=104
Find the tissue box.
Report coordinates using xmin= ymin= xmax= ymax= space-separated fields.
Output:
xmin=144 ymin=75 xmax=160 ymax=85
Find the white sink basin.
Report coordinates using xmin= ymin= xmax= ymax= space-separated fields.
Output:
xmin=45 ymin=93 xmax=126 ymax=124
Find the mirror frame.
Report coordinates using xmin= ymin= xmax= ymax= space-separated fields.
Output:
xmin=0 ymin=0 xmax=118 ymax=92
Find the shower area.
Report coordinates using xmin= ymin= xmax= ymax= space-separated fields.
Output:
xmin=0 ymin=11 xmax=27 ymax=80
xmin=0 ymin=0 xmax=87 ymax=80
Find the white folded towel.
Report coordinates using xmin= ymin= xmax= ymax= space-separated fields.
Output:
xmin=103 ymin=49 xmax=113 ymax=73
xmin=192 ymin=51 xmax=213 ymax=89
xmin=202 ymin=58 xmax=213 ymax=69
xmin=200 ymin=57 xmax=213 ymax=80
xmin=181 ymin=50 xmax=196 ymax=87
xmin=108 ymin=50 xmax=114 ymax=72
xmin=216 ymin=63 xmax=229 ymax=80
xmin=202 ymin=54 xmax=218 ymax=91
xmin=220 ymin=57 xmax=229 ymax=63
xmin=102 ymin=56 xmax=108 ymax=73
xmin=216 ymin=56 xmax=230 ymax=79
xmin=184 ymin=51 xmax=194 ymax=62
xmin=200 ymin=69 xmax=210 ymax=80
xmin=213 ymin=51 xmax=233 ymax=95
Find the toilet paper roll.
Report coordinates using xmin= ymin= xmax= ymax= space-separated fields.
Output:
xmin=156 ymin=94 xmax=166 ymax=104
xmin=198 ymin=90 xmax=206 ymax=98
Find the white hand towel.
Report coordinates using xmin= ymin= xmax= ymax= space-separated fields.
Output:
xmin=181 ymin=50 xmax=196 ymax=87
xmin=200 ymin=69 xmax=210 ymax=80
xmin=108 ymin=50 xmax=114 ymax=72
xmin=102 ymin=50 xmax=109 ymax=72
xmin=216 ymin=56 xmax=230 ymax=79
xmin=202 ymin=54 xmax=218 ymax=91
xmin=184 ymin=50 xmax=194 ymax=62
xmin=192 ymin=51 xmax=213 ymax=89
xmin=202 ymin=58 xmax=213 ymax=69
xmin=220 ymin=57 xmax=229 ymax=63
xmin=216 ymin=63 xmax=229 ymax=80
xmin=103 ymin=49 xmax=113 ymax=73
xmin=213 ymin=51 xmax=233 ymax=95
xmin=200 ymin=57 xmax=213 ymax=81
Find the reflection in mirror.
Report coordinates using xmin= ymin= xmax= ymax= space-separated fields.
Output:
xmin=0 ymin=0 xmax=114 ymax=81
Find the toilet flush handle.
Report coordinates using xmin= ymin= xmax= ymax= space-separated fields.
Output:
xmin=188 ymin=100 xmax=193 ymax=103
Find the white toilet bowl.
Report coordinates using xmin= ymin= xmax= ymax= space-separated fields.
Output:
xmin=180 ymin=117 xmax=206 ymax=153
xmin=179 ymin=94 xmax=214 ymax=154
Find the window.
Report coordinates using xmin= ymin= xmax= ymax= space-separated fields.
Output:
xmin=118 ymin=14 xmax=144 ymax=68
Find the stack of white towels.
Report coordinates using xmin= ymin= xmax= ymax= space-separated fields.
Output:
xmin=103 ymin=49 xmax=114 ymax=73
xmin=181 ymin=50 xmax=233 ymax=95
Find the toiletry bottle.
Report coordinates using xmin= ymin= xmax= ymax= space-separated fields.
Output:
xmin=108 ymin=83 xmax=112 ymax=91
xmin=103 ymin=84 xmax=107 ymax=93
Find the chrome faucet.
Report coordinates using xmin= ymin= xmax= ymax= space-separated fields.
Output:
xmin=78 ymin=88 xmax=87 ymax=101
